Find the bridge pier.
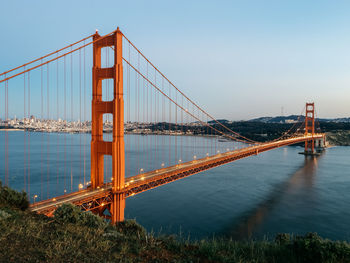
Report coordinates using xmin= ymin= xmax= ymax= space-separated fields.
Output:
xmin=111 ymin=193 xmax=125 ymax=223
xmin=315 ymin=135 xmax=327 ymax=154
xmin=300 ymin=138 xmax=326 ymax=156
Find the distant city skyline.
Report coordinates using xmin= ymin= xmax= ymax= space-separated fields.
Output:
xmin=1 ymin=0 xmax=349 ymax=120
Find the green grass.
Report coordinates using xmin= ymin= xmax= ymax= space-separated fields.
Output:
xmin=0 ymin=183 xmax=350 ymax=262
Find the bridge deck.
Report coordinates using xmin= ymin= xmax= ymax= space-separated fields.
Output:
xmin=30 ymin=134 xmax=324 ymax=215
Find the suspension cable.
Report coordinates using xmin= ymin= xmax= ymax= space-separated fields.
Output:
xmin=0 ymin=30 xmax=118 ymax=83
xmin=0 ymin=34 xmax=94 ymax=77
xmin=121 ymin=34 xmax=259 ymax=144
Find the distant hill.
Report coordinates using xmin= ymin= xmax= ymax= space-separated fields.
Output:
xmin=249 ymin=115 xmax=350 ymax=123
xmin=250 ymin=115 xmax=303 ymax=123
xmin=208 ymin=119 xmax=229 ymax=124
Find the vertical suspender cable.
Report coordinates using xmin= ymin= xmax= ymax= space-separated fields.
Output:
xmin=70 ymin=48 xmax=73 ymax=192
xmin=83 ymin=42 xmax=86 ymax=186
xmin=56 ymin=53 xmax=59 ymax=195
xmin=134 ymin=70 xmax=137 ymax=175
xmin=23 ymin=67 xmax=26 ymax=192
xmin=145 ymin=61 xmax=149 ymax=172
xmin=168 ymin=82 xmax=171 ymax=166
xmin=127 ymin=43 xmax=131 ymax=177
xmin=154 ymin=69 xmax=157 ymax=168
xmin=79 ymin=49 xmax=82 ymax=186
xmin=138 ymin=63 xmax=141 ymax=174
xmin=4 ymin=75 xmax=9 ymax=186
xmin=27 ymin=71 xmax=30 ymax=198
xmin=47 ymin=63 xmax=50 ymax=199
xmin=180 ymin=96 xmax=184 ymax=160
xmin=64 ymin=55 xmax=67 ymax=194
xmin=41 ymin=60 xmax=44 ymax=199
xmin=143 ymin=76 xmax=145 ymax=170
xmin=162 ymin=78 xmax=165 ymax=167
xmin=175 ymin=89 xmax=177 ymax=164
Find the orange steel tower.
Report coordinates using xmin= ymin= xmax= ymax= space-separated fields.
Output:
xmin=91 ymin=28 xmax=125 ymax=223
xmin=304 ymin=102 xmax=315 ymax=153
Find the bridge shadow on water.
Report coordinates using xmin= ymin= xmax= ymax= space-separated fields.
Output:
xmin=222 ymin=154 xmax=323 ymax=240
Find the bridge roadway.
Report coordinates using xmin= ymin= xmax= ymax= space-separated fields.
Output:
xmin=30 ymin=134 xmax=324 ymax=215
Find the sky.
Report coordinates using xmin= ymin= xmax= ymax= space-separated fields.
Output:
xmin=1 ymin=0 xmax=350 ymax=120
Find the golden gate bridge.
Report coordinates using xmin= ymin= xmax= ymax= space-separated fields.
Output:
xmin=0 ymin=27 xmax=325 ymax=224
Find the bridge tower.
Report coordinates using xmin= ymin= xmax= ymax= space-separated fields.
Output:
xmin=304 ymin=102 xmax=315 ymax=154
xmin=91 ymin=28 xmax=125 ymax=223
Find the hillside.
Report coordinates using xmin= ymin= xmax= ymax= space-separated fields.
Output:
xmin=250 ymin=115 xmax=350 ymax=124
xmin=1 ymin=182 xmax=350 ymax=262
xmin=326 ymin=131 xmax=350 ymax=146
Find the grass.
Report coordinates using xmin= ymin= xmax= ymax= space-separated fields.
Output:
xmin=0 ymin=183 xmax=350 ymax=262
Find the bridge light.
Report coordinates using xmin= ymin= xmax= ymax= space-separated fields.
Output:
xmin=193 ymin=155 xmax=197 ymax=160
xmin=206 ymin=153 xmax=209 ymax=156
xmin=78 ymin=183 xmax=83 ymax=189
xmin=52 ymin=198 xmax=56 ymax=201
xmin=64 ymin=189 xmax=67 ymax=193
xmin=141 ymin=176 xmax=145 ymax=181
xmin=178 ymin=159 xmax=182 ymax=163
xmin=140 ymin=168 xmax=144 ymax=173
xmin=217 ymin=150 xmax=220 ymax=153
xmin=101 ymin=203 xmax=105 ymax=206
xmin=130 ymin=179 xmax=134 ymax=183
xmin=161 ymin=163 xmax=165 ymax=167
xmin=226 ymin=148 xmax=229 ymax=151
xmin=33 ymin=195 xmax=38 ymax=203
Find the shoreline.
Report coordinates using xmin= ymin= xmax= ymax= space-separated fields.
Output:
xmin=2 ymin=128 xmax=349 ymax=147
xmin=0 ymin=129 xmax=23 ymax=131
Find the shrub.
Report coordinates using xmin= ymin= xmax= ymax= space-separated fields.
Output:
xmin=0 ymin=181 xmax=29 ymax=210
xmin=275 ymin=233 xmax=292 ymax=245
xmin=115 ymin=219 xmax=146 ymax=238
xmin=80 ymin=210 xmax=107 ymax=229
xmin=54 ymin=203 xmax=106 ymax=229
xmin=0 ymin=209 xmax=11 ymax=220
xmin=275 ymin=232 xmax=350 ymax=263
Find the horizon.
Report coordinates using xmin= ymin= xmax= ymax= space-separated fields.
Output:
xmin=1 ymin=113 xmax=349 ymax=123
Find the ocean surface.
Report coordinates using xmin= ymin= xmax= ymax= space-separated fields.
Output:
xmin=0 ymin=131 xmax=349 ymax=241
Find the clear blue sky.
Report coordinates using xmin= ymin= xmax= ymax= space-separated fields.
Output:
xmin=1 ymin=0 xmax=349 ymax=120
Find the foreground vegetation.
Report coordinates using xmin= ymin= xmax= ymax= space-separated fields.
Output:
xmin=1 ymin=183 xmax=350 ymax=262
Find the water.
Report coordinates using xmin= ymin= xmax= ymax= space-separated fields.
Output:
xmin=1 ymin=131 xmax=350 ymax=241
